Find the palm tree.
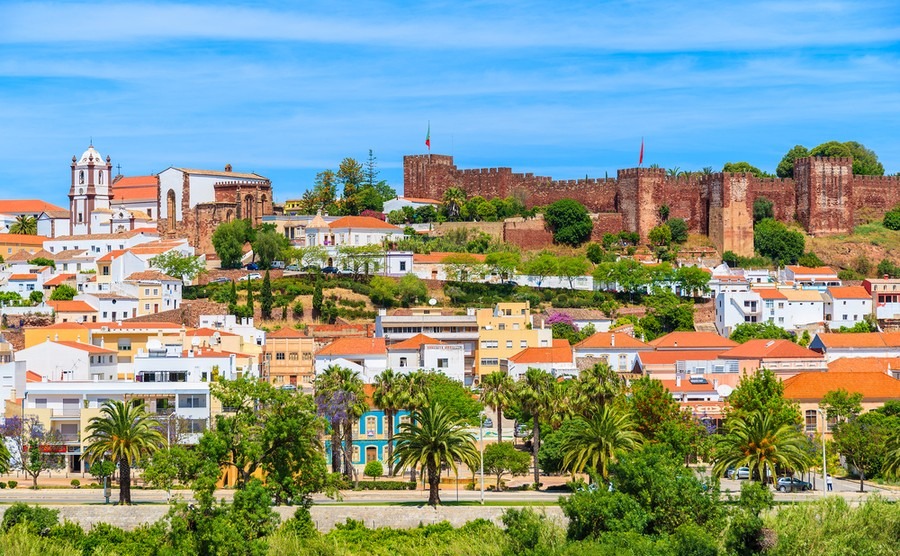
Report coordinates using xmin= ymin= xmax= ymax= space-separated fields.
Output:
xmin=442 ymin=186 xmax=466 ymax=221
xmin=515 ymin=367 xmax=557 ymax=487
xmin=83 ymin=400 xmax=164 ymax=504
xmin=314 ymin=365 xmax=365 ymax=480
xmin=561 ymin=404 xmax=642 ymax=480
xmin=9 ymin=215 xmax=37 ymax=235
xmin=480 ymin=371 xmax=514 ymax=441
xmin=883 ymin=430 xmax=900 ymax=478
xmin=393 ymin=403 xmax=479 ymax=506
xmin=373 ymin=369 xmax=408 ymax=477
xmin=713 ymin=410 xmax=813 ymax=484
xmin=572 ymin=362 xmax=624 ymax=416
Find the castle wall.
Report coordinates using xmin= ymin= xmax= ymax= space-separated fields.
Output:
xmin=851 ymin=175 xmax=900 ymax=225
xmin=503 ymin=218 xmax=554 ymax=250
xmin=749 ymin=178 xmax=796 ymax=223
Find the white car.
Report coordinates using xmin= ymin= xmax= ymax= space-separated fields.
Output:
xmin=241 ymin=273 xmax=262 ymax=281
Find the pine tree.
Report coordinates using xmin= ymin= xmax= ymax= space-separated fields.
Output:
xmin=313 ymin=280 xmax=323 ymax=319
xmin=260 ymin=270 xmax=273 ymax=319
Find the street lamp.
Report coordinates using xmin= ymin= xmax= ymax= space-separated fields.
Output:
xmin=816 ymin=408 xmax=828 ymax=493
xmin=479 ymin=416 xmax=485 ymax=505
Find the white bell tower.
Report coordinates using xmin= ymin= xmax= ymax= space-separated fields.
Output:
xmin=68 ymin=144 xmax=112 ymax=235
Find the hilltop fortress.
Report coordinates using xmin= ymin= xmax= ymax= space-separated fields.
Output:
xmin=404 ymin=154 xmax=900 ymax=257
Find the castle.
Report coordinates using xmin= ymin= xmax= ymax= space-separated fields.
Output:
xmin=403 ymin=154 xmax=900 ymax=257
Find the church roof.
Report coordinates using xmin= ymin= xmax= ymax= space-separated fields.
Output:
xmin=77 ymin=145 xmax=107 ymax=166
xmin=174 ymin=167 xmax=268 ymax=181
xmin=112 ymin=175 xmax=158 ymax=202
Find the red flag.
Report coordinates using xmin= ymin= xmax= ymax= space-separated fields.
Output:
xmin=639 ymin=137 xmax=644 ymax=166
xmin=425 ymin=122 xmax=431 ymax=151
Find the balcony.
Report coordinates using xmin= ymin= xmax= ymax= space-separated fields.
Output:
xmin=51 ymin=409 xmax=81 ymax=418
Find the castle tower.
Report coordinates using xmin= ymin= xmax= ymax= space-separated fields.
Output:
xmin=402 ymin=154 xmax=458 ymax=200
xmin=708 ymin=173 xmax=754 ymax=257
xmin=68 ymin=144 xmax=113 ymax=235
xmin=794 ymin=157 xmax=854 ymax=235
xmin=616 ymin=167 xmax=665 ymax=239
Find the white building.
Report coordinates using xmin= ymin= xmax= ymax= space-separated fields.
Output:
xmin=305 ymin=214 xmax=404 ymax=250
xmin=198 ymin=315 xmax=266 ymax=350
xmin=134 ymin=344 xmax=258 ymax=383
xmin=824 ymin=286 xmax=873 ymax=330
xmin=383 ymin=196 xmax=442 ymax=214
xmin=503 ymin=340 xmax=577 ymax=380
xmin=15 ymin=340 xmax=119 ymax=381
xmin=780 ymin=265 xmax=841 ymax=290
xmin=44 ymin=229 xmax=160 ymax=257
xmin=314 ymin=337 xmax=387 ymax=384
xmin=864 ymin=278 xmax=900 ymax=320
xmin=385 ymin=334 xmax=465 ymax=383
xmin=809 ymin=332 xmax=900 ymax=361
xmin=573 ymin=332 xmax=653 ymax=373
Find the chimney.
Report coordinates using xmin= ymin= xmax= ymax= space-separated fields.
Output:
xmin=674 ymin=341 xmax=678 ymax=348
xmin=675 ymin=374 xmax=682 ymax=387
xmin=99 ymin=338 xmax=104 ymax=349
xmin=46 ymin=335 xmax=51 ymax=342
xmin=713 ymin=378 xmax=719 ymax=389
xmin=610 ymin=333 xmax=615 ymax=347
xmin=225 ymin=164 xmax=232 ymax=172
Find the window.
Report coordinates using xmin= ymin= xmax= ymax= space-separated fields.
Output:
xmin=520 ymin=340 xmax=527 ymax=348
xmin=117 ymin=340 xmax=131 ymax=351
xmin=144 ymin=288 xmax=150 ymax=295
xmin=437 ymin=358 xmax=448 ymax=368
xmin=144 ymin=304 xmax=150 ymax=311
xmin=153 ymin=289 xmax=159 ymax=295
xmin=365 ymin=416 xmax=377 ymax=435
xmin=618 ymin=354 xmax=628 ymax=371
xmin=35 ymin=398 xmax=48 ymax=408
xmin=805 ymin=410 xmax=817 ymax=432
xmin=289 ymin=353 xmax=298 ymax=361
xmin=276 ymin=352 xmax=285 ymax=361
xmin=399 ymin=357 xmax=408 ymax=367
xmin=480 ymin=358 xmax=499 ymax=366
xmin=498 ymin=324 xmax=506 ymax=331
xmin=480 ymin=340 xmax=498 ymax=349
xmin=102 ymin=266 xmax=109 ymax=276
xmin=185 ymin=419 xmax=206 ymax=434
xmin=399 ymin=261 xmax=407 ymax=271
xmin=179 ymin=394 xmax=206 ymax=408
xmin=506 ymin=340 xmax=513 ymax=349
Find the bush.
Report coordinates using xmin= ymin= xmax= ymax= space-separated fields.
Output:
xmin=502 ymin=507 xmax=564 ymax=552
xmin=70 ymin=479 xmax=80 ymax=489
xmin=352 ymin=481 xmax=416 ymax=490
xmin=363 ymin=460 xmax=383 ymax=482
xmin=0 ymin=482 xmax=6 ymax=489
xmin=7 ymin=481 xmax=17 ymax=489
xmin=545 ymin=199 xmax=593 ymax=246
xmin=2 ymin=503 xmax=59 ymax=534
xmin=883 ymin=206 xmax=900 ymax=230
xmin=292 ymin=300 xmax=304 ymax=318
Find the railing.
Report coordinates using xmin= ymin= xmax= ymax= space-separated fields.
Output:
xmin=52 ymin=409 xmax=81 ymax=417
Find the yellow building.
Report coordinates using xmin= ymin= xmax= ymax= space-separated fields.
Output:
xmin=0 ymin=233 xmax=48 ymax=258
xmin=263 ymin=327 xmax=315 ymax=389
xmin=474 ymin=302 xmax=552 ymax=378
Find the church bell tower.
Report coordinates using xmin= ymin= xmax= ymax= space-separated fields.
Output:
xmin=69 ymin=144 xmax=112 ymax=235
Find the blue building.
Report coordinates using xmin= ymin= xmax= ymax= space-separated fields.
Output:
xmin=324 ymin=408 xmax=411 ymax=470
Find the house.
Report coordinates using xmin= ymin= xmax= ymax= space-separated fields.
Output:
xmin=863 ymin=278 xmax=900 ymax=320
xmin=48 ymin=300 xmax=98 ymax=323
xmin=382 ymin=196 xmax=442 ymax=214
xmin=824 ymin=286 xmax=872 ymax=330
xmin=827 ymin=357 xmax=900 ymax=379
xmin=263 ymin=327 xmax=315 ymax=389
xmin=314 ymin=337 xmax=387 ymax=383
xmin=649 ymin=331 xmax=739 ymax=351
xmin=42 ymin=273 xmax=77 ymax=297
xmin=111 ymin=175 xmax=159 ymax=222
xmin=784 ymin=371 xmax=900 ymax=437
xmin=77 ymin=292 xmax=139 ymax=321
xmin=503 ymin=339 xmax=576 ymax=380
xmin=133 ymin=345 xmax=258 ymax=383
xmin=808 ymin=332 xmax=900 ymax=361
xmin=0 ymin=233 xmax=49 ymax=258
xmin=23 ymin=321 xmax=91 ymax=348
xmin=376 ymin=308 xmax=479 ymax=378
xmin=475 ymin=302 xmax=552 ymax=379
xmin=780 ymin=266 xmax=841 ymax=289
xmin=0 ymin=199 xmax=67 ymax=221
xmin=634 ymin=350 xmax=733 ymax=382
xmin=15 ymin=339 xmax=118 ymax=381
xmin=36 ymin=210 xmax=71 ymax=238
xmin=44 ymin=229 xmax=159 ymax=257
xmin=412 ymin=251 xmax=487 ymax=281
xmin=538 ymin=308 xmax=615 ymax=333
xmin=573 ymin=332 xmax=653 ymax=374
xmin=781 ymin=288 xmax=826 ymax=330
xmin=197 ymin=315 xmax=266 ymax=357
xmin=124 ymin=270 xmax=182 ymax=315
xmin=386 ymin=334 xmax=465 ymax=382
xmin=717 ymin=339 xmax=827 ymax=378
xmin=305 ymin=214 xmax=404 ymax=251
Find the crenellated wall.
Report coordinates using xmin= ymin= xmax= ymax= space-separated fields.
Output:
xmin=404 ymin=154 xmax=899 ymax=257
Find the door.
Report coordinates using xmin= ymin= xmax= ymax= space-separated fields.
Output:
xmin=365 ymin=446 xmax=377 ymax=463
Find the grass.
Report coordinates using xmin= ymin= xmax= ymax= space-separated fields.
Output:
xmin=314 ymin=500 xmax=559 ymax=507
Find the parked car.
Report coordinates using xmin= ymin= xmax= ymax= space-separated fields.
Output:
xmin=502 ymin=280 xmax=518 ymax=287
xmin=514 ymin=423 xmax=530 ymax=438
xmin=726 ymin=467 xmax=750 ymax=480
xmin=285 ymin=264 xmax=300 ymax=272
xmin=321 ymin=266 xmax=340 ymax=274
xmin=241 ymin=273 xmax=262 ymax=281
xmin=210 ymin=276 xmax=231 ymax=284
xmin=482 ymin=417 xmax=493 ymax=429
xmin=776 ymin=477 xmax=812 ymax=492
xmin=245 ymin=262 xmax=259 ymax=270
xmin=271 ymin=260 xmax=285 ymax=269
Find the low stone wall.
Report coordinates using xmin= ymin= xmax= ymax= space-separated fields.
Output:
xmin=0 ymin=504 xmax=566 ymax=533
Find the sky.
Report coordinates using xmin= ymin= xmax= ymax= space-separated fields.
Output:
xmin=1 ymin=0 xmax=899 ymax=207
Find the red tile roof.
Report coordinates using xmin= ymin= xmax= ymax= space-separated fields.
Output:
xmin=48 ymin=300 xmax=96 ymax=313
xmin=184 ymin=327 xmax=239 ymax=337
xmin=659 ymin=379 xmax=718 ymax=392
xmin=0 ymin=200 xmax=66 ymax=214
xmin=181 ymin=348 xmax=252 ymax=359
xmin=54 ymin=340 xmax=116 ymax=354
xmin=83 ymin=321 xmax=182 ymax=330
xmin=8 ymin=274 xmax=38 ymax=281
xmin=413 ymin=252 xmax=487 ymax=264
xmin=508 ymin=342 xmax=574 ymax=364
xmin=827 ymin=357 xmax=900 ymax=373
xmin=387 ymin=334 xmax=444 ymax=350
xmin=126 ymin=270 xmax=178 ymax=281
xmin=44 ymin=273 xmax=76 ymax=286
xmin=827 ymin=286 xmax=871 ymax=300
xmin=267 ymin=327 xmax=307 ymax=339
xmin=755 ymin=288 xmax=787 ymax=300
xmin=0 ymin=234 xmax=49 ymax=246
xmin=112 ymin=175 xmax=158 ymax=201
xmin=97 ymin=249 xmax=128 ymax=262
xmin=783 ymin=372 xmax=900 ymax=401
xmin=575 ymin=332 xmax=651 ymax=350
xmin=327 ymin=216 xmax=401 ymax=230
xmin=814 ymin=332 xmax=900 ymax=349
xmin=720 ymin=339 xmax=824 ymax=360
xmin=638 ymin=350 xmax=728 ymax=365
xmin=786 ymin=265 xmax=838 ymax=276
xmin=317 ymin=337 xmax=386 ymax=356
xmin=649 ymin=331 xmax=738 ymax=350
xmin=25 ymin=370 xmax=43 ymax=382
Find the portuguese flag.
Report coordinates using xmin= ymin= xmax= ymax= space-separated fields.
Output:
xmin=425 ymin=122 xmax=431 ymax=151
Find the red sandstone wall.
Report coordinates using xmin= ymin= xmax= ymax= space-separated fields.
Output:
xmin=749 ymin=178 xmax=796 ymax=223
xmin=852 ymin=175 xmax=900 ymax=224
xmin=502 ymin=218 xmax=554 ymax=250
xmin=591 ymin=213 xmax=626 ymax=239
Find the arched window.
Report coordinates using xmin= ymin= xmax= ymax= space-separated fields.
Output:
xmin=225 ymin=209 xmax=234 ymax=222
xmin=166 ymin=190 xmax=177 ymax=232
xmin=244 ymin=194 xmax=255 ymax=223
xmin=98 ymin=172 xmax=103 ymax=184
xmin=365 ymin=416 xmax=378 ymax=435
xmin=79 ymin=171 xmax=85 ymax=185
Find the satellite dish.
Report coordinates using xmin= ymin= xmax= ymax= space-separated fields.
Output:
xmin=716 ymin=384 xmax=734 ymax=397
xmin=428 ymin=298 xmax=437 ymax=306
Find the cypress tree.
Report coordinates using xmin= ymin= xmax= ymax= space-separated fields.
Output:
xmin=246 ymin=280 xmax=254 ymax=315
xmin=229 ymin=279 xmax=238 ymax=304
xmin=260 ymin=271 xmax=273 ymax=319
xmin=313 ymin=280 xmax=323 ymax=318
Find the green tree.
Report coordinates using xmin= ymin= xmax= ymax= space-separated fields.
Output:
xmin=776 ymin=145 xmax=810 ymax=178
xmin=658 ymin=204 xmax=670 ymax=222
xmin=544 ymin=199 xmax=593 ymax=246
xmin=561 ymin=405 xmax=642 ymax=480
xmin=674 ymin=265 xmax=710 ymax=297
xmin=315 ymin=366 xmax=367 ymax=482
xmin=397 ymin=273 xmax=427 ymax=306
xmin=516 ymin=368 xmax=557 ymax=486
xmin=648 ymin=224 xmax=671 ymax=247
xmin=523 ymin=252 xmax=558 ymax=287
xmin=666 ymin=217 xmax=688 ymax=244
xmin=28 ymin=290 xmax=42 ymax=305
xmin=421 ymin=371 xmax=483 ymax=425
xmin=627 ymin=377 xmax=696 ymax=452
xmin=820 ymin=389 xmax=863 ymax=423
xmin=726 ymin=368 xmax=801 ymax=428
xmin=810 ymin=140 xmax=884 ymax=175
xmin=713 ymin=410 xmax=812 ymax=484
xmin=312 ymin=280 xmax=323 ymax=318
xmin=143 ymin=445 xmax=201 ymax=502
xmin=252 ymin=228 xmax=288 ymax=270
xmin=8 ymin=215 xmax=37 ymax=235
xmin=393 ymin=404 xmax=479 ymax=506
xmin=443 ymin=253 xmax=486 ymax=282
xmin=49 ymin=284 xmax=77 ymax=301
xmin=337 ymin=157 xmax=365 ymax=214
xmin=83 ymin=400 xmax=164 ymax=504
xmin=754 ymin=218 xmax=804 ymax=265
xmin=442 ymin=186 xmax=467 ymax=221
xmin=369 ymin=276 xmax=398 ymax=307
xmin=572 ymin=362 xmax=624 ymax=416
xmin=723 ymin=161 xmax=767 ymax=177
xmin=594 ymin=259 xmax=650 ymax=301
xmin=27 ymin=257 xmax=55 ymax=268
xmin=212 ymin=219 xmax=250 ymax=269
xmin=0 ymin=416 xmax=65 ymax=489
xmin=363 ymin=460 xmax=383 ymax=482
xmin=485 ymin=251 xmax=521 ymax=281
xmin=372 ymin=369 xmax=408 ymax=477
xmin=797 ymin=251 xmax=825 ymax=267
xmin=883 ymin=205 xmax=900 ymax=231
xmin=832 ymin=412 xmax=891 ymax=491
xmin=149 ymin=251 xmax=206 ymax=283
xmin=260 ymin=270 xmax=273 ymax=319
xmin=484 ymin=442 xmax=530 ymax=491
xmin=228 ymin=279 xmax=237 ymax=305
xmin=557 ymin=255 xmax=589 ymax=290
xmin=729 ymin=322 xmax=794 ymax=343
xmin=480 ymin=371 xmax=515 ymax=442
xmin=752 ymin=197 xmax=774 ymax=223
xmin=245 ymin=278 xmax=254 ymax=314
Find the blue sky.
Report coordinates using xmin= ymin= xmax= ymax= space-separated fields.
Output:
xmin=2 ymin=0 xmax=899 ymax=207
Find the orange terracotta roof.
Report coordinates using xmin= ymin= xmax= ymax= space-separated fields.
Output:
xmin=659 ymin=379 xmax=718 ymax=392
xmin=317 ymin=337 xmax=386 ymax=356
xmin=0 ymin=234 xmax=49 ymax=246
xmin=26 ymin=370 xmax=43 ymax=382
xmin=508 ymin=343 xmax=574 ymax=364
xmin=712 ymin=275 xmax=748 ymax=283
xmin=786 ymin=265 xmax=837 ymax=276
xmin=828 ymin=357 xmax=900 ymax=373
xmin=388 ymin=334 xmax=444 ymax=350
xmin=84 ymin=321 xmax=182 ymax=330
xmin=127 ymin=242 xmax=184 ymax=255
xmin=33 ymin=321 xmax=88 ymax=330
xmin=112 ymin=175 xmax=158 ymax=201
xmin=783 ymin=372 xmax=900 ymax=401
xmin=51 ymin=230 xmax=155 ymax=241
xmin=720 ymin=339 xmax=824 ymax=360
xmin=181 ymin=348 xmax=252 ymax=359
xmin=575 ymin=332 xmax=651 ymax=350
xmin=649 ymin=331 xmax=738 ymax=350
xmin=827 ymin=286 xmax=871 ymax=300
xmin=184 ymin=327 xmax=239 ymax=337
xmin=8 ymin=273 xmax=38 ymax=281
xmin=327 ymin=216 xmax=400 ymax=230
xmin=44 ymin=273 xmax=77 ymax=286
xmin=97 ymin=249 xmax=128 ymax=262
xmin=0 ymin=200 xmax=66 ymax=213
xmin=48 ymin=300 xmax=96 ymax=313
xmin=412 ymin=252 xmax=487 ymax=264
xmin=813 ymin=332 xmax=900 ymax=349
xmin=267 ymin=327 xmax=307 ymax=339
xmin=54 ymin=340 xmax=116 ymax=354
xmin=126 ymin=270 xmax=178 ymax=281
xmin=755 ymin=288 xmax=787 ymax=300
xmin=638 ymin=350 xmax=729 ymax=365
